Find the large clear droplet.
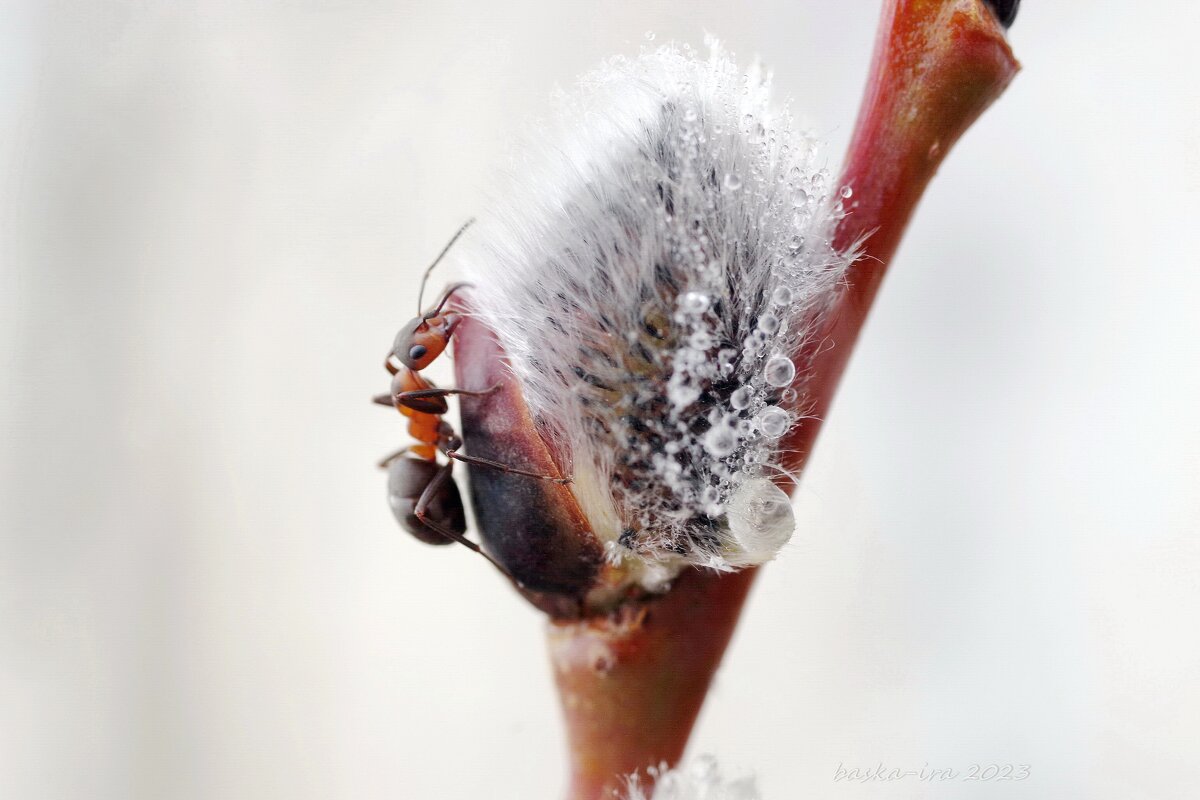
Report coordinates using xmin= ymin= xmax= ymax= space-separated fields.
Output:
xmin=730 ymin=386 xmax=753 ymax=410
xmin=723 ymin=173 xmax=743 ymax=191
xmin=764 ymin=355 xmax=795 ymax=387
xmin=727 ymin=478 xmax=795 ymax=565
xmin=757 ymin=406 xmax=790 ymax=437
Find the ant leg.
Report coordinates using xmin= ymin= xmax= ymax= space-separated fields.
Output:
xmin=384 ymin=357 xmax=399 ymax=375
xmin=377 ymin=448 xmax=409 ymax=469
xmin=441 ymin=449 xmax=572 ymax=485
xmin=399 ymin=383 xmax=500 ymax=400
xmin=375 ymin=385 xmax=500 ymax=414
xmin=392 ymin=383 xmax=500 ymax=407
xmin=414 ymin=462 xmax=514 ymax=578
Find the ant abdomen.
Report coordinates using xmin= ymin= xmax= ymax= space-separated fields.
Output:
xmin=387 ymin=457 xmax=467 ymax=546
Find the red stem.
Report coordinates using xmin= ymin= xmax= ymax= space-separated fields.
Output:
xmin=549 ymin=570 xmax=757 ymax=800
xmin=782 ymin=0 xmax=1019 ymax=472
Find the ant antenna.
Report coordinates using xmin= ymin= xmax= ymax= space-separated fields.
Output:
xmin=416 ymin=219 xmax=474 ymax=316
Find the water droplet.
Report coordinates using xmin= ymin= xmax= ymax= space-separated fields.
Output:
xmin=717 ymin=348 xmax=738 ymax=374
xmin=727 ymin=478 xmax=795 ymax=564
xmin=644 ymin=31 xmax=656 ymax=40
xmin=788 ymin=235 xmax=805 ymax=252
xmin=704 ymin=425 xmax=737 ymax=457
xmin=840 ymin=185 xmax=853 ymax=199
xmin=757 ymin=313 xmax=780 ymax=334
xmin=757 ymin=406 xmax=790 ymax=437
xmin=723 ymin=173 xmax=742 ymax=191
xmin=764 ymin=355 xmax=795 ymax=387
xmin=781 ymin=388 xmax=798 ymax=403
xmin=793 ymin=188 xmax=809 ymax=206
xmin=730 ymin=386 xmax=753 ymax=410
xmin=680 ymin=291 xmax=710 ymax=314
xmin=684 ymin=107 xmax=698 ymax=122
xmin=772 ymin=286 xmax=794 ymax=306
xmin=712 ymin=123 xmax=723 ymax=134
xmin=743 ymin=331 xmax=767 ymax=356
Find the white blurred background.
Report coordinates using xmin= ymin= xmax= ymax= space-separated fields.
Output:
xmin=2 ymin=1 xmax=1198 ymax=798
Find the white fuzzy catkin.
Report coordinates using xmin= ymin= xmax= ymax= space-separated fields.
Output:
xmin=463 ymin=40 xmax=852 ymax=583
xmin=623 ymin=756 xmax=760 ymax=800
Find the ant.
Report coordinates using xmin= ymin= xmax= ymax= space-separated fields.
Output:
xmin=374 ymin=220 xmax=569 ymax=570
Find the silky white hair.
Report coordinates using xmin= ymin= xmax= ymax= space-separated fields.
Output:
xmin=623 ymin=756 xmax=760 ymax=800
xmin=462 ymin=41 xmax=853 ymax=584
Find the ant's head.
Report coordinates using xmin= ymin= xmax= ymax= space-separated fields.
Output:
xmin=388 ymin=316 xmax=446 ymax=371
xmin=394 ymin=220 xmax=474 ymax=372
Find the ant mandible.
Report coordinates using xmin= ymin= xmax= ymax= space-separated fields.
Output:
xmin=374 ymin=220 xmax=569 ymax=570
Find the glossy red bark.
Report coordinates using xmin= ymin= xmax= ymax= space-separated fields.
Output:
xmin=781 ymin=0 xmax=1020 ymax=474
xmin=548 ymin=569 xmax=757 ymax=800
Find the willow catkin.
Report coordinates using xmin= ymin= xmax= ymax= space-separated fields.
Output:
xmin=461 ymin=41 xmax=854 ymax=588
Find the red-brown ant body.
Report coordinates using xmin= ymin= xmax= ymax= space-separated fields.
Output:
xmin=375 ymin=221 xmax=568 ymax=569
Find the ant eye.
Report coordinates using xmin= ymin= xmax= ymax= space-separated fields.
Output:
xmin=984 ymin=0 xmax=1018 ymax=27
xmin=409 ymin=345 xmax=428 ymax=362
